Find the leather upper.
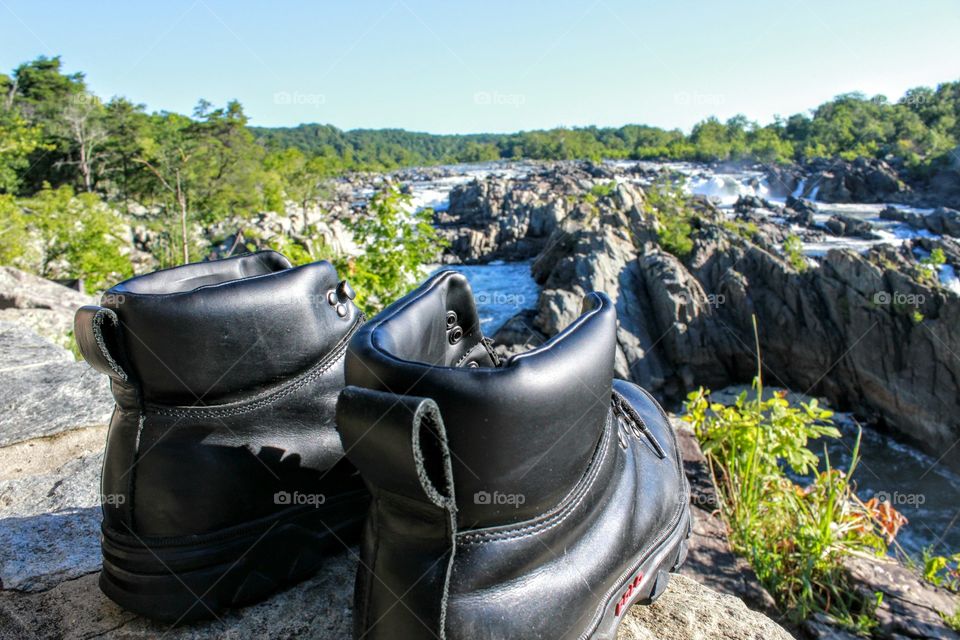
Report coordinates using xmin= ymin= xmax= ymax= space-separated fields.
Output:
xmin=102 ymin=251 xmax=361 ymax=404
xmin=337 ymin=270 xmax=690 ymax=640
xmin=344 ymin=269 xmax=616 ymax=528
xmin=75 ymin=251 xmax=366 ymax=538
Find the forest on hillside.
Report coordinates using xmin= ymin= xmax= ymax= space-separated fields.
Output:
xmin=1 ymin=55 xmax=959 ymax=293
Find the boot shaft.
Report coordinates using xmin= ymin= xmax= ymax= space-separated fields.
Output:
xmin=74 ymin=251 xmax=364 ymax=537
xmin=342 ymin=269 xmax=616 ymax=528
xmin=96 ymin=251 xmax=360 ymax=405
xmin=337 ymin=270 xmax=690 ymax=640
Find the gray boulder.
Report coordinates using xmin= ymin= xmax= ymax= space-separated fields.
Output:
xmin=0 ymin=267 xmax=95 ymax=348
xmin=0 ymin=321 xmax=112 ymax=447
xmin=617 ymin=574 xmax=793 ymax=640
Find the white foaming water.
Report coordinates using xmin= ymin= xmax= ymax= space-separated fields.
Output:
xmin=941 ymin=264 xmax=960 ymax=294
xmin=402 ymin=161 xmax=534 ymax=213
xmin=791 ymin=178 xmax=807 ymax=199
xmin=686 ymin=173 xmax=772 ymax=206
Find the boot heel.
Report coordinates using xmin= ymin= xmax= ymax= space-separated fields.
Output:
xmin=100 ymin=501 xmax=366 ymax=623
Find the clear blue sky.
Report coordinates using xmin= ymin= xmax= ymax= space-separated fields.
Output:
xmin=2 ymin=1 xmax=958 ymax=134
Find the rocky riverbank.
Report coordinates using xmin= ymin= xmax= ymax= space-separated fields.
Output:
xmin=429 ymin=162 xmax=960 ymax=475
xmin=0 ymin=269 xmax=792 ymax=639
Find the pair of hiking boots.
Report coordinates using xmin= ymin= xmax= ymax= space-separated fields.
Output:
xmin=75 ymin=251 xmax=691 ymax=639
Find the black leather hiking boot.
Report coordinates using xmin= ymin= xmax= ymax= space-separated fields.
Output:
xmin=74 ymin=251 xmax=369 ymax=622
xmin=336 ymin=270 xmax=691 ymax=640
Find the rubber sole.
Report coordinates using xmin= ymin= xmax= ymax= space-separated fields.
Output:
xmin=100 ymin=498 xmax=366 ymax=623
xmin=586 ymin=505 xmax=692 ymax=640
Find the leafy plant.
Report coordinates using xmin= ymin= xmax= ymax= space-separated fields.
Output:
xmin=783 ymin=234 xmax=808 ymax=272
xmin=916 ymin=247 xmax=947 ymax=287
xmin=722 ymin=218 xmax=760 ymax=241
xmin=921 ymin=548 xmax=960 ymax=591
xmin=944 ymin=606 xmax=960 ymax=632
xmin=684 ymin=318 xmax=891 ymax=629
xmin=8 ymin=184 xmax=132 ymax=293
xmin=588 ymin=180 xmax=617 ymax=200
xmin=644 ymin=180 xmax=696 ymax=258
xmin=336 ymin=181 xmax=446 ymax=315
xmin=922 ymin=247 xmax=947 ymax=268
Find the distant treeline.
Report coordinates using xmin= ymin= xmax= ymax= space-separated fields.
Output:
xmin=1 ymin=55 xmax=958 ymax=292
xmin=3 ymin=55 xmax=960 ymax=206
xmin=252 ymin=84 xmax=960 ymax=172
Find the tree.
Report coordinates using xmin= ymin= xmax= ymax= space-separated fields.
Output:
xmin=135 ymin=111 xmax=198 ymax=264
xmin=336 ymin=181 xmax=446 ymax=314
xmin=0 ymin=111 xmax=45 ymax=193
xmin=57 ymin=92 xmax=107 ymax=192
xmin=6 ymin=56 xmax=89 ymax=191
xmin=100 ymin=97 xmax=151 ymax=210
xmin=264 ymin=147 xmax=340 ymax=232
xmin=16 ymin=184 xmax=132 ymax=292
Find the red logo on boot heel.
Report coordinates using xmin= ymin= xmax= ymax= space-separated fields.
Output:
xmin=614 ymin=573 xmax=644 ymax=616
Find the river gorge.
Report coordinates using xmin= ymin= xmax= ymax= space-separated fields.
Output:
xmin=395 ymin=158 xmax=960 ymax=560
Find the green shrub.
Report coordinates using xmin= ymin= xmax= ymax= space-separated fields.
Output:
xmin=684 ymin=320 xmax=890 ymax=629
xmin=921 ymin=548 xmax=960 ymax=591
xmin=645 ymin=180 xmax=696 ymax=258
xmin=783 ymin=235 xmax=807 ymax=272
xmin=336 ymin=182 xmax=447 ymax=315
xmin=4 ymin=185 xmax=132 ymax=293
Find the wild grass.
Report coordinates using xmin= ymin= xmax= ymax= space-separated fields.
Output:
xmin=684 ymin=318 xmax=892 ymax=632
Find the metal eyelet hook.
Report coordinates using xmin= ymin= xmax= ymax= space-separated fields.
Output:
xmin=327 ymin=280 xmax=356 ymax=319
xmin=446 ymin=310 xmax=458 ymax=328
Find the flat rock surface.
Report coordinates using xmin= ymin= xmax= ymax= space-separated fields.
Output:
xmin=0 ymin=440 xmax=104 ymax=591
xmin=0 ymin=267 xmax=94 ymax=349
xmin=619 ymin=574 xmax=794 ymax=640
xmin=0 ymin=562 xmax=790 ymax=640
xmin=0 ymin=321 xmax=112 ymax=447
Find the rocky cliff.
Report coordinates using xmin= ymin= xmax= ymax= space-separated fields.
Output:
xmin=440 ymin=164 xmax=960 ymax=471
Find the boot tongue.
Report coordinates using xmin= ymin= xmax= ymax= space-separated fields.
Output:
xmin=104 ymin=253 xmax=360 ymax=405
